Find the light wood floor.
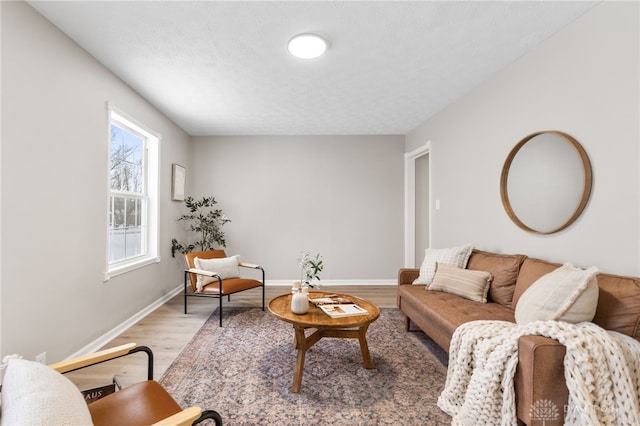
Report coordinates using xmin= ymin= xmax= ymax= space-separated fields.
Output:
xmin=66 ymin=285 xmax=397 ymax=390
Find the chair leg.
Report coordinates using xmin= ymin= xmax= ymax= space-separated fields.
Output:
xmin=260 ymin=267 xmax=266 ymax=312
xmin=219 ymin=295 xmax=223 ymax=327
xmin=184 ymin=271 xmax=189 ymax=314
xmin=193 ymin=409 xmax=223 ymax=426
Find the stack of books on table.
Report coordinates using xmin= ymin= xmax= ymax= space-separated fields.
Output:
xmin=309 ymin=294 xmax=368 ymax=318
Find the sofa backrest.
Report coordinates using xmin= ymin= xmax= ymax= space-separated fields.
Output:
xmin=512 ymin=257 xmax=562 ymax=307
xmin=466 ymin=249 xmax=526 ymax=308
xmin=593 ymin=272 xmax=640 ymax=340
xmin=513 ymin=257 xmax=640 ymax=341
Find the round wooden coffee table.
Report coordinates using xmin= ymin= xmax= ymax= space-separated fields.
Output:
xmin=268 ymin=291 xmax=380 ymax=392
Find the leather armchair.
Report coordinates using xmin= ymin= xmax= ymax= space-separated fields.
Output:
xmin=50 ymin=343 xmax=222 ymax=426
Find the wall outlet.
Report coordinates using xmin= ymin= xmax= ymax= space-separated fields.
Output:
xmin=35 ymin=352 xmax=47 ymax=364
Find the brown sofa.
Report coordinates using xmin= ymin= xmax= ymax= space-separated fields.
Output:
xmin=398 ymin=249 xmax=640 ymax=425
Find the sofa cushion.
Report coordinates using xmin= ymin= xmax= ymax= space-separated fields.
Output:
xmin=413 ymin=245 xmax=473 ymax=285
xmin=515 ymin=263 xmax=599 ymax=324
xmin=399 ymin=284 xmax=515 ymax=349
xmin=512 ymin=257 xmax=562 ymax=308
xmin=593 ymin=272 xmax=640 ymax=340
xmin=428 ymin=263 xmax=492 ymax=303
xmin=466 ymin=250 xmax=526 ymax=308
xmin=512 ymin=258 xmax=640 ymax=339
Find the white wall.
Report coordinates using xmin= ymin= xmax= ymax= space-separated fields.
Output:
xmin=1 ymin=1 xmax=192 ymax=362
xmin=406 ymin=2 xmax=640 ymax=275
xmin=189 ymin=135 xmax=405 ymax=282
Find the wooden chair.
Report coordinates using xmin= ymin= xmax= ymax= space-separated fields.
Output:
xmin=184 ymin=250 xmax=265 ymax=326
xmin=1 ymin=343 xmax=222 ymax=426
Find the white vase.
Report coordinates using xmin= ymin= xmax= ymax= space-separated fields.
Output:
xmin=291 ymin=289 xmax=309 ymax=314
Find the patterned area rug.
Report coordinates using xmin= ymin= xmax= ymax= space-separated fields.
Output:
xmin=160 ymin=307 xmax=451 ymax=425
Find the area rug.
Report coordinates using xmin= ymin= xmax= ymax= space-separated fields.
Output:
xmin=160 ymin=308 xmax=451 ymax=425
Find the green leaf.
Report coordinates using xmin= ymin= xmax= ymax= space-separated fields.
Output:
xmin=170 ymin=195 xmax=230 ymax=254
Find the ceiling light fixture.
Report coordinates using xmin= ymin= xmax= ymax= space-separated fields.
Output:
xmin=287 ymin=33 xmax=327 ymax=59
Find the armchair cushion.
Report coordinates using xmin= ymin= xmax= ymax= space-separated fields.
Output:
xmin=88 ymin=381 xmax=182 ymax=426
xmin=1 ymin=358 xmax=93 ymax=426
xmin=194 ymin=255 xmax=240 ymax=291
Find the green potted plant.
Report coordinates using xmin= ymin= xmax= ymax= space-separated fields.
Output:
xmin=171 ymin=196 xmax=230 ymax=257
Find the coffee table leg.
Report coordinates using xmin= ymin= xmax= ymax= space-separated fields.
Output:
xmin=292 ymin=325 xmax=298 ymax=348
xmin=292 ymin=326 xmax=307 ymax=392
xmin=358 ymin=324 xmax=374 ymax=369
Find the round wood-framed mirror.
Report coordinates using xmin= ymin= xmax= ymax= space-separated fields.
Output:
xmin=500 ymin=131 xmax=592 ymax=235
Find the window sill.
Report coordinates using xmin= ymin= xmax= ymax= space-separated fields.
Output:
xmin=104 ymin=256 xmax=160 ymax=282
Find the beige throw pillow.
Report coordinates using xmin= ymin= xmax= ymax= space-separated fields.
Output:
xmin=515 ymin=263 xmax=599 ymax=325
xmin=194 ymin=255 xmax=240 ymax=291
xmin=1 ymin=358 xmax=93 ymax=426
xmin=428 ymin=263 xmax=493 ymax=303
xmin=413 ymin=245 xmax=474 ymax=285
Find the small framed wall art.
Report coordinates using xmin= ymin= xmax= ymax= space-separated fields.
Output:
xmin=172 ymin=163 xmax=185 ymax=201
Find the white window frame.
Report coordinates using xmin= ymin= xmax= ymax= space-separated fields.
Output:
xmin=105 ymin=103 xmax=160 ymax=281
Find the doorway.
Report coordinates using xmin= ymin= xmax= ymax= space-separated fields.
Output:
xmin=415 ymin=153 xmax=430 ymax=266
xmin=404 ymin=142 xmax=431 ymax=267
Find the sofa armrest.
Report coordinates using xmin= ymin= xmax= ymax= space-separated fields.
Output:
xmin=398 ymin=268 xmax=420 ymax=286
xmin=397 ymin=268 xmax=420 ymax=308
xmin=516 ymin=335 xmax=567 ymax=426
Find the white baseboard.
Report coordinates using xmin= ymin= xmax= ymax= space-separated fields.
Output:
xmin=266 ymin=279 xmax=396 ymax=286
xmin=65 ymin=286 xmax=183 ymax=360
xmin=65 ymin=279 xmax=395 ymax=359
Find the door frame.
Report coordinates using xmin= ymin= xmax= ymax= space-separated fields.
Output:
xmin=404 ymin=141 xmax=431 ymax=268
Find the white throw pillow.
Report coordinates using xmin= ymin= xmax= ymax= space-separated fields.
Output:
xmin=515 ymin=263 xmax=599 ymax=325
xmin=1 ymin=358 xmax=93 ymax=426
xmin=194 ymin=255 xmax=240 ymax=291
xmin=413 ymin=245 xmax=474 ymax=285
xmin=428 ymin=263 xmax=493 ymax=303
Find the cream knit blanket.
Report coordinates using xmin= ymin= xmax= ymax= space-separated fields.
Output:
xmin=437 ymin=320 xmax=640 ymax=425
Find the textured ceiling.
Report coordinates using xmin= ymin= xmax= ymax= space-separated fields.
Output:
xmin=28 ymin=1 xmax=597 ymax=136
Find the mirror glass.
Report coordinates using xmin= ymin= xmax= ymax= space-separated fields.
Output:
xmin=500 ymin=131 xmax=592 ymax=234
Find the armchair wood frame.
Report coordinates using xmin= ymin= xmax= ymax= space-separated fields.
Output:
xmin=50 ymin=343 xmax=222 ymax=426
xmin=184 ymin=250 xmax=265 ymax=326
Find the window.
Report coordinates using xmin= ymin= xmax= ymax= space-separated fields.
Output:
xmin=106 ymin=105 xmax=160 ymax=279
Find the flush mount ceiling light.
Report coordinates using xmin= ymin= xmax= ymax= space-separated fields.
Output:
xmin=287 ymin=33 xmax=327 ymax=59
